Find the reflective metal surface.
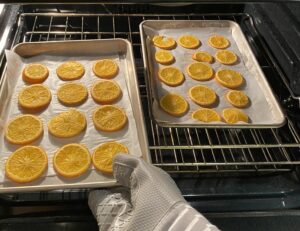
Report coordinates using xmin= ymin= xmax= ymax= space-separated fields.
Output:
xmin=3 ymin=12 xmax=296 ymax=174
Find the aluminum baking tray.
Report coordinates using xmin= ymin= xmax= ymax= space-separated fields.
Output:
xmin=0 ymin=39 xmax=150 ymax=193
xmin=140 ymin=20 xmax=286 ymax=128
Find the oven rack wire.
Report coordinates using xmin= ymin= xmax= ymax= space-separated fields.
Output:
xmin=5 ymin=12 xmax=299 ymax=174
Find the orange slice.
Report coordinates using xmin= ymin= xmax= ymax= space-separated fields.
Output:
xmin=5 ymin=115 xmax=43 ymax=145
xmin=56 ymin=61 xmax=85 ymax=80
xmin=18 ymin=84 xmax=51 ymax=110
xmin=152 ymin=35 xmax=176 ymax=50
xmin=222 ymin=108 xmax=249 ymax=124
xmin=160 ymin=93 xmax=189 ymax=117
xmin=155 ymin=50 xmax=175 ymax=65
xmin=92 ymin=142 xmax=128 ymax=174
xmin=22 ymin=63 xmax=49 ymax=84
xmin=57 ymin=82 xmax=88 ymax=106
xmin=178 ymin=35 xmax=200 ymax=49
xmin=93 ymin=105 xmax=127 ymax=132
xmin=91 ymin=80 xmax=121 ymax=104
xmin=192 ymin=51 xmax=214 ymax=63
xmin=186 ymin=62 xmax=214 ymax=81
xmin=215 ymin=50 xmax=237 ymax=65
xmin=192 ymin=108 xmax=221 ymax=122
xmin=5 ymin=146 xmax=48 ymax=183
xmin=216 ymin=69 xmax=244 ymax=89
xmin=158 ymin=66 xmax=184 ymax=86
xmin=93 ymin=59 xmax=119 ymax=79
xmin=208 ymin=35 xmax=230 ymax=49
xmin=53 ymin=143 xmax=91 ymax=178
xmin=189 ymin=85 xmax=217 ymax=107
xmin=226 ymin=90 xmax=249 ymax=108
xmin=48 ymin=109 xmax=86 ymax=138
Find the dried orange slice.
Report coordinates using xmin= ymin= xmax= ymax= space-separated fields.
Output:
xmin=152 ymin=35 xmax=176 ymax=50
xmin=48 ymin=109 xmax=86 ymax=138
xmin=192 ymin=108 xmax=221 ymax=122
xmin=189 ymin=85 xmax=217 ymax=107
xmin=53 ymin=143 xmax=91 ymax=178
xmin=92 ymin=142 xmax=128 ymax=174
xmin=178 ymin=35 xmax=200 ymax=49
xmin=93 ymin=105 xmax=127 ymax=132
xmin=5 ymin=146 xmax=48 ymax=183
xmin=192 ymin=51 xmax=213 ymax=63
xmin=208 ymin=35 xmax=230 ymax=49
xmin=155 ymin=50 xmax=175 ymax=65
xmin=160 ymin=93 xmax=189 ymax=117
xmin=18 ymin=84 xmax=51 ymax=110
xmin=158 ymin=66 xmax=184 ymax=86
xmin=57 ymin=82 xmax=88 ymax=106
xmin=186 ymin=62 xmax=214 ymax=81
xmin=215 ymin=50 xmax=237 ymax=65
xmin=216 ymin=69 xmax=244 ymax=89
xmin=91 ymin=80 xmax=121 ymax=104
xmin=93 ymin=59 xmax=119 ymax=79
xmin=226 ymin=90 xmax=249 ymax=108
xmin=222 ymin=108 xmax=249 ymax=124
xmin=22 ymin=63 xmax=49 ymax=84
xmin=5 ymin=115 xmax=43 ymax=145
xmin=56 ymin=61 xmax=85 ymax=80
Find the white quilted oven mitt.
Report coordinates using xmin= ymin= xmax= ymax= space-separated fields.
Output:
xmin=89 ymin=154 xmax=219 ymax=231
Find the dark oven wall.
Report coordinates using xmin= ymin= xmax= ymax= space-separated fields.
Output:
xmin=0 ymin=2 xmax=300 ymax=217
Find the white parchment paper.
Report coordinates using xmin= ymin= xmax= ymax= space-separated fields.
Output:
xmin=0 ymin=50 xmax=142 ymax=182
xmin=144 ymin=23 xmax=284 ymax=126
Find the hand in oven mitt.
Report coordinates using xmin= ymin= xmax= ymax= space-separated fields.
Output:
xmin=88 ymin=154 xmax=219 ymax=231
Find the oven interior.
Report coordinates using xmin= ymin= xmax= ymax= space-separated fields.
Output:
xmin=0 ymin=2 xmax=300 ymax=230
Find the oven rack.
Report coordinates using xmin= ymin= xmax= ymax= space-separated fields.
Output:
xmin=6 ymin=11 xmax=300 ymax=174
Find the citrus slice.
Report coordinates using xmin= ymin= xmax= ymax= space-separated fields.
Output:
xmin=186 ymin=62 xmax=214 ymax=81
xmin=91 ymin=80 xmax=121 ymax=104
xmin=93 ymin=105 xmax=127 ymax=132
xmin=92 ymin=142 xmax=128 ymax=174
xmin=160 ymin=93 xmax=189 ymax=117
xmin=152 ymin=35 xmax=176 ymax=50
xmin=216 ymin=69 xmax=244 ymax=89
xmin=189 ymin=85 xmax=217 ymax=106
xmin=155 ymin=50 xmax=175 ymax=65
xmin=53 ymin=143 xmax=91 ymax=178
xmin=215 ymin=50 xmax=237 ymax=65
xmin=178 ymin=35 xmax=200 ymax=49
xmin=192 ymin=51 xmax=213 ymax=63
xmin=5 ymin=146 xmax=48 ymax=183
xmin=222 ymin=108 xmax=249 ymax=124
xmin=5 ymin=115 xmax=43 ymax=145
xmin=56 ymin=61 xmax=85 ymax=80
xmin=93 ymin=59 xmax=119 ymax=79
xmin=192 ymin=108 xmax=221 ymax=122
xmin=18 ymin=84 xmax=51 ymax=110
xmin=57 ymin=82 xmax=88 ymax=106
xmin=226 ymin=90 xmax=249 ymax=108
xmin=158 ymin=66 xmax=184 ymax=86
xmin=48 ymin=109 xmax=86 ymax=138
xmin=208 ymin=35 xmax=230 ymax=49
xmin=22 ymin=63 xmax=49 ymax=84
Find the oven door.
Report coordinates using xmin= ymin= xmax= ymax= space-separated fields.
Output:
xmin=0 ymin=2 xmax=300 ymax=231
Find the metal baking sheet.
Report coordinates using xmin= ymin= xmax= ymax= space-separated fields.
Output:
xmin=0 ymin=39 xmax=150 ymax=193
xmin=140 ymin=20 xmax=286 ymax=128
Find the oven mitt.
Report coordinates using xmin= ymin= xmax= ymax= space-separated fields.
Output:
xmin=88 ymin=154 xmax=219 ymax=231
